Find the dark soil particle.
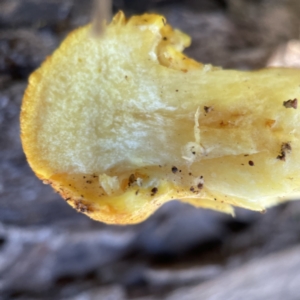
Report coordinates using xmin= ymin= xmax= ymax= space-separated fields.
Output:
xmin=277 ymin=142 xmax=292 ymax=161
xmin=197 ymin=183 xmax=204 ymax=189
xmin=204 ymin=106 xmax=213 ymax=113
xmin=172 ymin=166 xmax=178 ymax=173
xmin=151 ymin=187 xmax=158 ymax=196
xmin=283 ymin=98 xmax=298 ymax=109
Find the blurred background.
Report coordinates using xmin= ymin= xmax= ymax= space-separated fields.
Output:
xmin=1 ymin=0 xmax=300 ymax=299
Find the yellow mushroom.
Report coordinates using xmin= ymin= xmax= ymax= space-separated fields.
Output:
xmin=21 ymin=12 xmax=300 ymax=224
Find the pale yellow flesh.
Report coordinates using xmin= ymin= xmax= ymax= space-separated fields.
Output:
xmin=21 ymin=12 xmax=300 ymax=224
